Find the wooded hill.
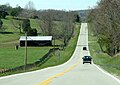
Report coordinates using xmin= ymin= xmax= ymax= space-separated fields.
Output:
xmin=0 ymin=3 xmax=81 ymax=46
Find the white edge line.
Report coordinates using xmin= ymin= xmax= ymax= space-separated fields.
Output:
xmin=87 ymin=22 xmax=120 ymax=84
xmin=93 ymin=63 xmax=120 ymax=83
xmin=0 ymin=25 xmax=81 ymax=80
xmin=0 ymin=49 xmax=76 ymax=80
xmin=0 ymin=49 xmax=78 ymax=80
xmin=0 ymin=23 xmax=84 ymax=80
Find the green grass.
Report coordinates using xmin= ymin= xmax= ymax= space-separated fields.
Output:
xmin=0 ymin=16 xmax=80 ymax=76
xmin=0 ymin=47 xmax=50 ymax=69
xmin=0 ymin=23 xmax=80 ymax=76
xmin=37 ymin=23 xmax=80 ymax=69
xmin=88 ymin=23 xmax=120 ymax=77
xmin=30 ymin=19 xmax=41 ymax=33
xmin=2 ymin=19 xmax=15 ymax=32
xmin=0 ymin=17 xmax=40 ymax=43
xmin=0 ymin=33 xmax=20 ymax=43
xmin=0 ymin=16 xmax=51 ymax=72
xmin=1 ymin=16 xmax=40 ymax=32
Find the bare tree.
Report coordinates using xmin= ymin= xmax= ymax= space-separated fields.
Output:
xmin=60 ymin=12 xmax=74 ymax=46
xmin=39 ymin=10 xmax=54 ymax=36
xmin=19 ymin=1 xmax=36 ymax=18
xmin=37 ymin=10 xmax=75 ymax=47
xmin=89 ymin=0 xmax=120 ymax=56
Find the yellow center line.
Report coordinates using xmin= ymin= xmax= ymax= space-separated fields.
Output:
xmin=38 ymin=61 xmax=80 ymax=85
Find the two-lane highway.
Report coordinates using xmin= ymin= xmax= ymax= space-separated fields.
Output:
xmin=0 ymin=23 xmax=120 ymax=85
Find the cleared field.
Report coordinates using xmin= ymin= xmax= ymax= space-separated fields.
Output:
xmin=0 ymin=33 xmax=20 ymax=43
xmin=0 ymin=17 xmax=50 ymax=69
xmin=0 ymin=47 xmax=50 ymax=69
xmin=0 ymin=16 xmax=80 ymax=76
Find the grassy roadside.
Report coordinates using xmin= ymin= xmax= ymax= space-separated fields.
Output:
xmin=0 ymin=23 xmax=80 ymax=76
xmin=0 ymin=47 xmax=51 ymax=69
xmin=0 ymin=16 xmax=80 ymax=76
xmin=36 ymin=23 xmax=80 ymax=69
xmin=0 ymin=47 xmax=51 ymax=77
xmin=88 ymin=23 xmax=120 ymax=78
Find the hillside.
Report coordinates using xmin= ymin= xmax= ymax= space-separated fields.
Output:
xmin=79 ymin=10 xmax=90 ymax=22
xmin=0 ymin=15 xmax=80 ymax=76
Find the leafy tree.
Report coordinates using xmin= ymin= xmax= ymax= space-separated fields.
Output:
xmin=22 ymin=19 xmax=31 ymax=33
xmin=0 ymin=19 xmax=3 ymax=29
xmin=27 ymin=28 xmax=37 ymax=36
xmin=10 ymin=6 xmax=23 ymax=17
xmin=22 ymin=19 xmax=38 ymax=36
xmin=0 ymin=10 xmax=9 ymax=19
xmin=75 ymin=14 xmax=81 ymax=22
xmin=10 ymin=8 xmax=17 ymax=17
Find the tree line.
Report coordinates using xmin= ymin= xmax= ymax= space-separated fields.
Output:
xmin=0 ymin=1 xmax=81 ymax=46
xmin=88 ymin=0 xmax=120 ymax=56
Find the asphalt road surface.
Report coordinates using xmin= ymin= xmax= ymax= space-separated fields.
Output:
xmin=0 ymin=23 xmax=120 ymax=85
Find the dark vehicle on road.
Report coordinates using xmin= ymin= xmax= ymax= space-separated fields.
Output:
xmin=82 ymin=56 xmax=92 ymax=64
xmin=83 ymin=47 xmax=87 ymax=50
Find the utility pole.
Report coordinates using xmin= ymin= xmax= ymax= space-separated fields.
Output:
xmin=24 ymin=32 xmax=27 ymax=71
xmin=53 ymin=36 xmax=55 ymax=55
xmin=58 ymin=49 xmax=60 ymax=63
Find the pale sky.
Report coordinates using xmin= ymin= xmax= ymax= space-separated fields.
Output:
xmin=0 ymin=0 xmax=99 ymax=10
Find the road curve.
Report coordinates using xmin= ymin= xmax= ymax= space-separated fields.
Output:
xmin=0 ymin=23 xmax=120 ymax=85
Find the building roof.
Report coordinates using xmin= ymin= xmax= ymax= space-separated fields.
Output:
xmin=20 ymin=36 xmax=52 ymax=41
